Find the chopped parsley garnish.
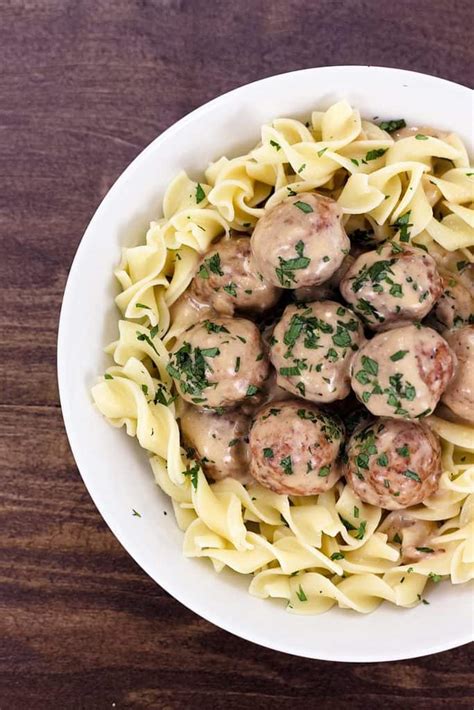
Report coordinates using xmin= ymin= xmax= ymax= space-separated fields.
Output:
xmin=393 ymin=211 xmax=412 ymax=243
xmin=136 ymin=302 xmax=150 ymax=310
xmin=195 ymin=183 xmax=205 ymax=203
xmin=167 ymin=342 xmax=219 ymax=400
xmin=393 ymin=532 xmax=402 ymax=544
xmin=270 ymin=139 xmax=281 ymax=151
xmin=428 ymin=572 xmax=442 ymax=583
xmin=415 ymin=134 xmax=429 ymax=140
xmin=378 ymin=119 xmax=406 ymax=132
xmin=280 ymin=366 xmax=302 ymax=377
xmin=203 ymin=320 xmax=230 ymax=334
xmin=318 ymin=147 xmax=328 ymax=157
xmin=354 ymin=520 xmax=367 ymax=540
xmin=390 ymin=350 xmax=408 ymax=362
xmin=280 ymin=456 xmax=293 ymax=475
xmin=223 ymin=282 xmax=237 ymax=297
xmin=141 ymin=384 xmax=148 ymax=396
xmin=397 ymin=445 xmax=410 ymax=458
xmin=132 ymin=509 xmax=141 ymax=517
xmin=104 ymin=373 xmax=113 ymax=380
xmin=246 ymin=384 xmax=259 ymax=397
xmin=263 ymin=448 xmax=274 ymax=458
xmin=365 ymin=148 xmax=388 ymax=161
xmin=403 ymin=469 xmax=421 ymax=483
xmin=296 ymin=585 xmax=307 ymax=602
xmin=354 ymin=506 xmax=360 ymax=519
xmin=136 ymin=330 xmax=159 ymax=355
xmin=318 ymin=465 xmax=331 ymax=477
xmin=275 ymin=241 xmax=311 ymax=287
xmin=184 ymin=463 xmax=200 ymax=490
xmin=228 ymin=439 xmax=239 ymax=447
xmin=330 ymin=552 xmax=344 ymax=561
xmin=416 ymin=546 xmax=434 ymax=553
xmin=234 ymin=356 xmax=241 ymax=372
xmin=294 ymin=200 xmax=314 ymax=214
xmin=298 ymin=163 xmax=306 ymax=173
xmin=456 ymin=260 xmax=468 ymax=272
xmin=262 ymin=408 xmax=280 ymax=420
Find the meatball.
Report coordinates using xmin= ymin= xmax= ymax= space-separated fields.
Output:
xmin=179 ymin=405 xmax=252 ymax=484
xmin=339 ymin=243 xmax=442 ymax=331
xmin=345 ymin=418 xmax=442 ymax=510
xmin=250 ymin=192 xmax=350 ymax=289
xmin=442 ymin=326 xmax=474 ymax=421
xmin=350 ymin=325 xmax=456 ymax=419
xmin=432 ymin=272 xmax=473 ymax=331
xmin=249 ymin=400 xmax=344 ymax=496
xmin=168 ymin=316 xmax=268 ymax=409
xmin=270 ymin=301 xmax=365 ymax=403
xmin=189 ymin=237 xmax=281 ymax=316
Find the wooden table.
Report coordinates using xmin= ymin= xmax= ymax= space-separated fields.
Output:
xmin=1 ymin=1 xmax=473 ymax=707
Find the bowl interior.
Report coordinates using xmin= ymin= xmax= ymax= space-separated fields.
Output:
xmin=58 ymin=66 xmax=473 ymax=662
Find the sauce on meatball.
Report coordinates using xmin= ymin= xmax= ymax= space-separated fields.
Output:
xmin=270 ymin=300 xmax=365 ymax=402
xmin=340 ymin=243 xmax=442 ymax=330
xmin=249 ymin=400 xmax=344 ymax=496
xmin=190 ymin=236 xmax=281 ymax=316
xmin=168 ymin=316 xmax=268 ymax=409
xmin=350 ymin=324 xmax=456 ymax=419
xmin=251 ymin=192 xmax=350 ymax=289
xmin=179 ymin=404 xmax=252 ymax=483
xmin=345 ymin=418 xmax=442 ymax=509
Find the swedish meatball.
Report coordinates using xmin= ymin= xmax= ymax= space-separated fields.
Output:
xmin=432 ymin=272 xmax=473 ymax=331
xmin=190 ymin=237 xmax=280 ymax=316
xmin=270 ymin=301 xmax=365 ymax=403
xmin=340 ymin=243 xmax=442 ymax=330
xmin=350 ymin=325 xmax=456 ymax=419
xmin=345 ymin=418 xmax=442 ymax=509
xmin=442 ymin=326 xmax=474 ymax=422
xmin=251 ymin=192 xmax=350 ymax=289
xmin=179 ymin=404 xmax=251 ymax=483
xmin=249 ymin=400 xmax=344 ymax=496
xmin=168 ymin=317 xmax=268 ymax=409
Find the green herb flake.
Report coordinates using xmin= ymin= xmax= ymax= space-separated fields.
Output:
xmin=270 ymin=139 xmax=281 ymax=151
xmin=378 ymin=119 xmax=406 ymax=132
xmin=223 ymin=282 xmax=237 ymax=297
xmin=330 ymin=552 xmax=345 ymax=561
xmin=365 ymin=148 xmax=388 ymax=161
xmin=104 ymin=373 xmax=113 ymax=380
xmin=234 ymin=356 xmax=241 ymax=372
xmin=246 ymin=384 xmax=259 ymax=397
xmin=390 ymin=350 xmax=408 ymax=362
xmin=377 ymin=453 xmax=389 ymax=467
xmin=280 ymin=456 xmax=293 ymax=475
xmin=263 ymin=448 xmax=274 ymax=459
xmin=132 ymin=509 xmax=141 ymax=517
xmin=296 ymin=585 xmax=308 ymax=602
xmin=318 ymin=465 xmax=331 ymax=477
xmin=195 ymin=183 xmax=205 ymax=203
xmin=415 ymin=134 xmax=429 ymax=140
xmin=403 ymin=469 xmax=421 ymax=483
xmin=354 ymin=520 xmax=367 ymax=540
xmin=136 ymin=302 xmax=150 ymax=310
xmin=294 ymin=200 xmax=314 ymax=214
xmin=428 ymin=572 xmax=442 ymax=583
xmin=416 ymin=546 xmax=434 ymax=553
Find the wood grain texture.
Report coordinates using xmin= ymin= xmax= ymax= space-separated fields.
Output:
xmin=0 ymin=0 xmax=473 ymax=707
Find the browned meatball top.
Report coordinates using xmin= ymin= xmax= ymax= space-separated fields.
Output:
xmin=345 ymin=418 xmax=442 ymax=510
xmin=190 ymin=237 xmax=281 ymax=316
xmin=251 ymin=192 xmax=350 ymax=289
xmin=350 ymin=324 xmax=456 ymax=419
xmin=270 ymin=300 xmax=365 ymax=403
xmin=339 ymin=244 xmax=442 ymax=331
xmin=179 ymin=404 xmax=252 ymax=484
xmin=168 ymin=317 xmax=268 ymax=409
xmin=249 ymin=400 xmax=344 ymax=496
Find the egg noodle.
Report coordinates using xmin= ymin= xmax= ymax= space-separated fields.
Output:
xmin=92 ymin=100 xmax=474 ymax=613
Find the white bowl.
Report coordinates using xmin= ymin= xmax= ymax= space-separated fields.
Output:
xmin=58 ymin=66 xmax=473 ymax=662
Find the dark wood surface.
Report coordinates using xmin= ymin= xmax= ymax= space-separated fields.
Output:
xmin=1 ymin=1 xmax=473 ymax=707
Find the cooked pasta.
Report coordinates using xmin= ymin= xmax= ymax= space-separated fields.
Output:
xmin=92 ymin=100 xmax=474 ymax=613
